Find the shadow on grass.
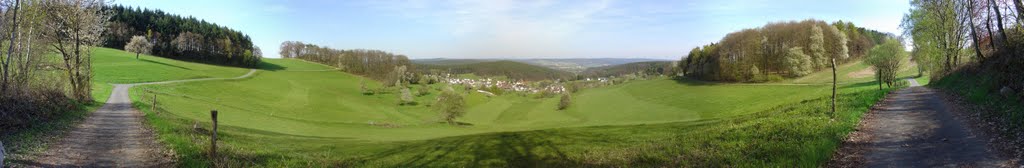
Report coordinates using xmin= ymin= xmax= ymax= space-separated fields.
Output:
xmin=839 ymin=80 xmax=879 ymax=89
xmin=352 ymin=130 xmax=596 ymax=167
xmin=141 ymin=59 xmax=193 ymax=70
xmin=257 ymin=61 xmax=287 ymax=71
xmin=671 ymin=77 xmax=722 ymax=86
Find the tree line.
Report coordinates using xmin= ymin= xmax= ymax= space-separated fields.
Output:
xmin=414 ymin=60 xmax=575 ymax=81
xmin=1 ymin=0 xmax=108 ymax=128
xmin=679 ymin=20 xmax=890 ymax=82
xmin=102 ymin=5 xmax=261 ymax=67
xmin=903 ymin=0 xmax=1023 ymax=76
xmin=903 ymin=0 xmax=1024 ymax=149
xmin=580 ymin=61 xmax=676 ymax=78
xmin=279 ymin=41 xmax=413 ymax=83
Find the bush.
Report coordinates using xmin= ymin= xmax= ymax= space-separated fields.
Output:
xmin=558 ymin=94 xmax=571 ymax=110
xmin=0 ymin=89 xmax=75 ymax=129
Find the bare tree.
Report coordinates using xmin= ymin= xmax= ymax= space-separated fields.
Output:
xmin=125 ymin=35 xmax=152 ymax=59
xmin=968 ymin=0 xmax=986 ymax=61
xmin=41 ymin=0 xmax=110 ymax=101
xmin=1014 ymin=0 xmax=1024 ymax=23
xmin=1 ymin=0 xmax=21 ymax=93
xmin=252 ymin=46 xmax=262 ymax=58
xmin=989 ymin=0 xmax=1007 ymax=44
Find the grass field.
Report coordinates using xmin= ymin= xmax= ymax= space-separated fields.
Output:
xmin=78 ymin=47 xmax=919 ymax=166
xmin=92 ymin=47 xmax=250 ymax=84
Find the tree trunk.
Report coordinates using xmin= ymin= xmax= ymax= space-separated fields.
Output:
xmin=991 ymin=0 xmax=1008 ymax=44
xmin=831 ymin=58 xmax=837 ymax=118
xmin=986 ymin=9 xmax=998 ymax=50
xmin=969 ymin=0 xmax=986 ymax=61
xmin=1015 ymin=0 xmax=1024 ymax=23
xmin=136 ymin=52 xmax=139 ymax=59
xmin=2 ymin=0 xmax=21 ymax=93
xmin=877 ymin=73 xmax=882 ymax=90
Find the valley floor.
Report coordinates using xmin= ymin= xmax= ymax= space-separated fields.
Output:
xmin=2 ymin=48 xmax=932 ymax=167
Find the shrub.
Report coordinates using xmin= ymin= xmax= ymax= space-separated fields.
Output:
xmin=558 ymin=94 xmax=572 ymax=110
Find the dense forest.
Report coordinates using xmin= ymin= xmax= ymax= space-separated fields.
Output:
xmin=278 ymin=41 xmax=413 ymax=82
xmin=679 ymin=20 xmax=891 ymax=82
xmin=580 ymin=61 xmax=676 ymax=78
xmin=414 ymin=61 xmax=574 ymax=81
xmin=102 ymin=5 xmax=261 ymax=67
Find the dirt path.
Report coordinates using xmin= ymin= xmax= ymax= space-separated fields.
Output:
xmin=15 ymin=69 xmax=256 ymax=167
xmin=829 ymin=79 xmax=1017 ymax=167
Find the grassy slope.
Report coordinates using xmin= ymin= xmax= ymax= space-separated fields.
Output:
xmin=111 ymin=54 xmax=904 ymax=166
xmin=789 ymin=59 xmax=922 ymax=84
xmin=92 ymin=47 xmax=250 ymax=84
xmin=414 ymin=60 xmax=574 ymax=80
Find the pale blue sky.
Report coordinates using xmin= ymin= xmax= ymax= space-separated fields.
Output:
xmin=115 ymin=0 xmax=910 ymax=59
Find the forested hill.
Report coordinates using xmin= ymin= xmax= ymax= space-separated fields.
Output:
xmin=414 ymin=61 xmax=575 ymax=81
xmin=679 ymin=20 xmax=892 ymax=83
xmin=581 ymin=61 xmax=676 ymax=78
xmin=278 ymin=41 xmax=413 ymax=82
xmin=103 ymin=5 xmax=261 ymax=67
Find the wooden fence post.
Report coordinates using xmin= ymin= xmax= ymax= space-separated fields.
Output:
xmin=152 ymin=93 xmax=158 ymax=113
xmin=210 ymin=110 xmax=218 ymax=166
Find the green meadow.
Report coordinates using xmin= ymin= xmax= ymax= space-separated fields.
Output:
xmin=84 ymin=48 xmax=918 ymax=167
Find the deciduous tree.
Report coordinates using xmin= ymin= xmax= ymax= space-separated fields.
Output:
xmin=558 ymin=93 xmax=571 ymax=110
xmin=42 ymin=0 xmax=110 ymax=101
xmin=435 ymin=87 xmax=466 ymax=125
xmin=125 ymin=35 xmax=152 ymax=59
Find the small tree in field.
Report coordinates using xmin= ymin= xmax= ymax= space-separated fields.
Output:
xmin=417 ymin=83 xmax=430 ymax=96
xmin=125 ymin=35 xmax=152 ymax=59
xmin=399 ymin=87 xmax=415 ymax=105
xmin=866 ymin=38 xmax=907 ymax=89
xmin=359 ymin=77 xmax=372 ymax=95
xmin=558 ymin=93 xmax=571 ymax=110
xmin=435 ymin=87 xmax=466 ymax=125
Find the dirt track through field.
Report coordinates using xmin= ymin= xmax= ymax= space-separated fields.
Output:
xmin=829 ymin=79 xmax=1018 ymax=167
xmin=13 ymin=69 xmax=256 ymax=167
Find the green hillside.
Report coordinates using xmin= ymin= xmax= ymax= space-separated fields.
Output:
xmin=92 ymin=47 xmax=251 ymax=84
xmin=414 ymin=60 xmax=575 ymax=80
xmin=581 ymin=61 xmax=674 ymax=77
xmin=86 ymin=50 xmax=903 ymax=166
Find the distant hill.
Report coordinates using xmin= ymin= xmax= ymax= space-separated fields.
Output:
xmin=412 ymin=58 xmax=499 ymax=65
xmin=581 ymin=61 xmax=675 ymax=78
xmin=413 ymin=58 xmax=669 ymax=73
xmin=414 ymin=60 xmax=574 ymax=81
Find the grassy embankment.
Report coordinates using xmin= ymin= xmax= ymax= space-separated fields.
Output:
xmin=84 ymin=47 xmax=920 ymax=167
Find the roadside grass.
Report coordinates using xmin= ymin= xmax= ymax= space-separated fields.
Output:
xmin=931 ymin=72 xmax=1023 ymax=136
xmin=113 ymin=54 xmax=899 ymax=166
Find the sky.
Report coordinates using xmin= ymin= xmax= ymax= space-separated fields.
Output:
xmin=115 ymin=0 xmax=911 ymax=59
